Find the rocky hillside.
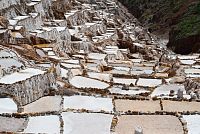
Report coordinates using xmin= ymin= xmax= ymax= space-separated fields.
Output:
xmin=118 ymin=0 xmax=200 ymax=54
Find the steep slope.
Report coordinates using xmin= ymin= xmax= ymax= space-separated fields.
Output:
xmin=118 ymin=0 xmax=200 ymax=54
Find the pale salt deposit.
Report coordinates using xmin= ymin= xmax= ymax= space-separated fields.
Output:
xmin=131 ymin=59 xmax=142 ymax=63
xmin=182 ymin=115 xmax=200 ymax=134
xmin=113 ymin=66 xmax=130 ymax=72
xmin=86 ymin=63 xmax=100 ymax=72
xmin=0 ymin=68 xmax=45 ymax=84
xmin=0 ymin=116 xmax=26 ymax=132
xmin=69 ymin=76 xmax=109 ymax=89
xmin=180 ymin=60 xmax=196 ymax=65
xmin=0 ymin=98 xmax=17 ymax=114
xmin=192 ymin=65 xmax=200 ymax=69
xmin=151 ymin=84 xmax=185 ymax=97
xmin=88 ymin=72 xmax=111 ymax=82
xmin=63 ymin=59 xmax=80 ymax=64
xmin=23 ymin=115 xmax=60 ymax=134
xmin=61 ymin=63 xmax=81 ymax=69
xmin=62 ymin=112 xmax=113 ymax=134
xmin=0 ymin=59 xmax=23 ymax=69
xmin=186 ymin=74 xmax=200 ymax=78
xmin=178 ymin=55 xmax=199 ymax=60
xmin=110 ymin=69 xmax=130 ymax=75
xmin=60 ymin=68 xmax=69 ymax=78
xmin=131 ymin=70 xmax=153 ymax=75
xmin=137 ymin=78 xmax=162 ymax=87
xmin=63 ymin=95 xmax=113 ymax=112
xmin=113 ymin=77 xmax=136 ymax=85
xmin=184 ymin=69 xmax=200 ymax=74
xmin=108 ymin=86 xmax=150 ymax=95
xmin=88 ymin=53 xmax=107 ymax=60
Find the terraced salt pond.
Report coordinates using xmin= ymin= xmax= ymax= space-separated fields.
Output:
xmin=63 ymin=95 xmax=113 ymax=112
xmin=186 ymin=74 xmax=200 ymax=78
xmin=0 ymin=116 xmax=27 ymax=132
xmin=192 ymin=65 xmax=200 ymax=69
xmin=0 ymin=98 xmax=17 ymax=114
xmin=115 ymin=99 xmax=161 ymax=113
xmin=109 ymin=69 xmax=130 ymax=75
xmin=184 ymin=69 xmax=200 ymax=74
xmin=69 ymin=76 xmax=109 ymax=89
xmin=62 ymin=112 xmax=113 ymax=134
xmin=113 ymin=77 xmax=136 ymax=85
xmin=62 ymin=59 xmax=80 ymax=64
xmin=131 ymin=69 xmax=153 ymax=75
xmin=61 ymin=63 xmax=81 ymax=69
xmin=88 ymin=72 xmax=112 ymax=82
xmin=0 ymin=58 xmax=24 ymax=68
xmin=23 ymin=115 xmax=60 ymax=134
xmin=151 ymin=84 xmax=186 ymax=98
xmin=109 ymin=86 xmax=150 ymax=95
xmin=113 ymin=67 xmax=130 ymax=72
xmin=137 ymin=78 xmax=162 ymax=87
xmin=0 ymin=68 xmax=45 ymax=84
xmin=182 ymin=115 xmax=200 ymax=134
xmin=178 ymin=55 xmax=199 ymax=60
xmin=60 ymin=68 xmax=69 ymax=78
xmin=162 ymin=100 xmax=200 ymax=112
xmin=131 ymin=59 xmax=142 ymax=63
xmin=115 ymin=115 xmax=184 ymax=134
xmin=88 ymin=53 xmax=107 ymax=60
xmin=86 ymin=63 xmax=100 ymax=72
xmin=22 ymin=96 xmax=62 ymax=113
xmin=180 ymin=60 xmax=196 ymax=65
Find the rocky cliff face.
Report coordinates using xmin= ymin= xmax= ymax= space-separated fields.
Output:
xmin=118 ymin=0 xmax=200 ymax=54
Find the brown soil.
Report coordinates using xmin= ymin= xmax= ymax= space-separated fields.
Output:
xmin=115 ymin=115 xmax=184 ymax=134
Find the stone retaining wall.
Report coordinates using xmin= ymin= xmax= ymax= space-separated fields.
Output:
xmin=0 ymin=72 xmax=56 ymax=106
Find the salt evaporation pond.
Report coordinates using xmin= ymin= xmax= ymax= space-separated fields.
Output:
xmin=61 ymin=63 xmax=81 ymax=69
xmin=23 ymin=96 xmax=62 ymax=113
xmin=0 ymin=68 xmax=45 ymax=84
xmin=88 ymin=53 xmax=107 ymax=60
xmin=182 ymin=115 xmax=200 ymax=134
xmin=63 ymin=95 xmax=113 ymax=112
xmin=88 ymin=72 xmax=111 ymax=82
xmin=178 ymin=55 xmax=199 ymax=60
xmin=180 ymin=60 xmax=196 ymax=65
xmin=184 ymin=69 xmax=200 ymax=74
xmin=69 ymin=76 xmax=109 ymax=89
xmin=109 ymin=86 xmax=150 ymax=95
xmin=0 ymin=116 xmax=26 ymax=132
xmin=62 ymin=112 xmax=113 ymax=134
xmin=151 ymin=84 xmax=186 ymax=98
xmin=113 ymin=77 xmax=136 ymax=85
xmin=137 ymin=78 xmax=162 ymax=87
xmin=0 ymin=98 xmax=17 ymax=114
xmin=23 ymin=115 xmax=60 ymax=134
